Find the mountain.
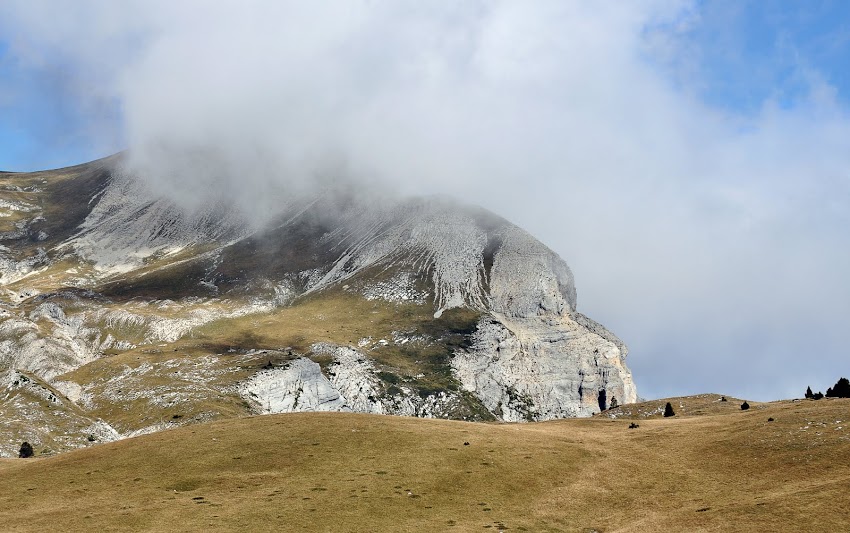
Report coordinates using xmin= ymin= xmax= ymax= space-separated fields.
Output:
xmin=0 ymin=155 xmax=636 ymax=456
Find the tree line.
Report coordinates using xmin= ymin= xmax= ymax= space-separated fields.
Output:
xmin=805 ymin=377 xmax=850 ymax=400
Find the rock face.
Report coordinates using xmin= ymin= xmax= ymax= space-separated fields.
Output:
xmin=453 ymin=314 xmax=636 ymax=421
xmin=0 ymin=155 xmax=636 ymax=456
xmin=241 ymin=343 xmax=473 ymax=418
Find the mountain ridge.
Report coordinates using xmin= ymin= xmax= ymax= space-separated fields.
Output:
xmin=0 ymin=154 xmax=635 ymax=456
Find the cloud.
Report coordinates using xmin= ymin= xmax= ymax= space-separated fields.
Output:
xmin=1 ymin=0 xmax=849 ymax=400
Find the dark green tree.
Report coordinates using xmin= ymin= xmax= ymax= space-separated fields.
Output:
xmin=805 ymin=386 xmax=813 ymax=399
xmin=663 ymin=402 xmax=675 ymax=417
xmin=740 ymin=401 xmax=750 ymax=410
xmin=826 ymin=377 xmax=850 ymax=398
xmin=18 ymin=442 xmax=33 ymax=458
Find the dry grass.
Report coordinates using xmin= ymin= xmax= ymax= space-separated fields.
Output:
xmin=599 ymin=393 xmax=754 ymax=419
xmin=195 ymin=289 xmax=476 ymax=357
xmin=0 ymin=372 xmax=106 ymax=456
xmin=3 ymin=258 xmax=100 ymax=297
xmin=0 ymin=397 xmax=848 ymax=532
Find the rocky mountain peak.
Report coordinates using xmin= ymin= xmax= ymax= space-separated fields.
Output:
xmin=0 ymin=155 xmax=635 ymax=456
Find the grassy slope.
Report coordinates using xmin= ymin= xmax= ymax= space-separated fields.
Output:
xmin=0 ymin=372 xmax=105 ymax=455
xmin=53 ymin=288 xmax=485 ymax=434
xmin=0 ymin=397 xmax=848 ymax=532
xmin=0 ymin=158 xmax=113 ymax=249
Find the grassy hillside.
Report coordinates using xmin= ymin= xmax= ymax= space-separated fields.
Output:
xmin=1 ymin=396 xmax=848 ymax=532
xmin=48 ymin=287 xmax=485 ymax=437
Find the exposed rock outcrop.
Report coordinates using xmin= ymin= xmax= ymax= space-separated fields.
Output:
xmin=241 ymin=343 xmax=471 ymax=419
xmin=452 ymin=313 xmax=636 ymax=421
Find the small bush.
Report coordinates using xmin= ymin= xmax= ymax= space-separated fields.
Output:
xmin=377 ymin=371 xmax=400 ymax=384
xmin=663 ymin=402 xmax=675 ymax=417
xmin=813 ymin=392 xmax=824 ymax=400
xmin=740 ymin=401 xmax=750 ymax=411
xmin=720 ymin=396 xmax=727 ymax=402
xmin=18 ymin=442 xmax=33 ymax=458
xmin=87 ymin=434 xmax=96 ymax=442
xmin=628 ymin=422 xmax=639 ymax=429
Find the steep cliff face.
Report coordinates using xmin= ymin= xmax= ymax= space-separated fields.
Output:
xmin=453 ymin=314 xmax=636 ymax=421
xmin=0 ymin=156 xmax=636 ymax=456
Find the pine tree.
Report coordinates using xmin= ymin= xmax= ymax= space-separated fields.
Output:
xmin=663 ymin=402 xmax=675 ymax=417
xmin=828 ymin=377 xmax=850 ymax=398
xmin=805 ymin=386 xmax=813 ymax=399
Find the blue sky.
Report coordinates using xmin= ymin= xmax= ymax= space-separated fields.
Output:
xmin=0 ymin=35 xmax=123 ymax=170
xmin=671 ymin=0 xmax=850 ymax=112
xmin=0 ymin=1 xmax=849 ymax=401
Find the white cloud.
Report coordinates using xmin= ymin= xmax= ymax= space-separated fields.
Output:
xmin=1 ymin=0 xmax=848 ymax=400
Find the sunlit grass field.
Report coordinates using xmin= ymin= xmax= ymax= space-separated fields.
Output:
xmin=1 ymin=396 xmax=848 ymax=532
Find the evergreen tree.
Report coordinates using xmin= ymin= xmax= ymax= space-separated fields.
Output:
xmin=828 ymin=377 xmax=850 ymax=398
xmin=663 ymin=402 xmax=675 ymax=417
xmin=805 ymin=386 xmax=813 ymax=399
xmin=18 ymin=442 xmax=33 ymax=458
xmin=813 ymin=392 xmax=824 ymax=400
xmin=740 ymin=401 xmax=750 ymax=410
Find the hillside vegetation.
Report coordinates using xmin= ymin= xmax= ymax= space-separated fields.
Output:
xmin=1 ymin=395 xmax=848 ymax=532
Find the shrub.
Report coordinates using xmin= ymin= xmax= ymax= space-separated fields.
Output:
xmin=663 ymin=402 xmax=675 ymax=417
xmin=805 ymin=386 xmax=814 ymax=399
xmin=628 ymin=422 xmax=639 ymax=429
xmin=610 ymin=397 xmax=619 ymax=409
xmin=18 ymin=442 xmax=33 ymax=458
xmin=813 ymin=392 xmax=824 ymax=400
xmin=740 ymin=401 xmax=750 ymax=410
